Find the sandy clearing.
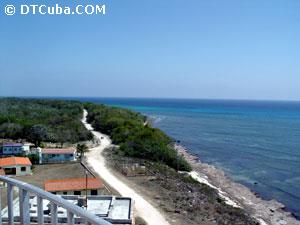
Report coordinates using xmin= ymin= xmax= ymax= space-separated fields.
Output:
xmin=82 ymin=110 xmax=170 ymax=225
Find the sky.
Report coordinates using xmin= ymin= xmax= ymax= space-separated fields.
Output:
xmin=0 ymin=0 xmax=299 ymax=100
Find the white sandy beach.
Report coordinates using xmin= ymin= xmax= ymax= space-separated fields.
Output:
xmin=81 ymin=110 xmax=170 ymax=225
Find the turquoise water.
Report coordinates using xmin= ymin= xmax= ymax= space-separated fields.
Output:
xmin=71 ymin=97 xmax=300 ymax=218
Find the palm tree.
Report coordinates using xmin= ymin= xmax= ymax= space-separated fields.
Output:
xmin=76 ymin=143 xmax=89 ymax=161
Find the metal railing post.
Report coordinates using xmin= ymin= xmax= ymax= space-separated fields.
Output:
xmin=0 ymin=185 xmax=3 ymax=225
xmin=51 ymin=203 xmax=58 ymax=225
xmin=19 ymin=189 xmax=30 ymax=225
xmin=37 ymin=196 xmax=44 ymax=225
xmin=7 ymin=183 xmax=14 ymax=225
xmin=85 ymin=220 xmax=93 ymax=225
xmin=67 ymin=211 xmax=75 ymax=225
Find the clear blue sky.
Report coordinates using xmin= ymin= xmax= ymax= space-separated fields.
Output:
xmin=1 ymin=0 xmax=299 ymax=100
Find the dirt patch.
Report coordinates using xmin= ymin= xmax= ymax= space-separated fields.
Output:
xmin=105 ymin=149 xmax=259 ymax=225
xmin=0 ymin=162 xmax=118 ymax=210
xmin=15 ymin=163 xmax=86 ymax=188
xmin=16 ymin=162 xmax=117 ymax=196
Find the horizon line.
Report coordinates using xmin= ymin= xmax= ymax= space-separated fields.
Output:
xmin=1 ymin=95 xmax=300 ymax=103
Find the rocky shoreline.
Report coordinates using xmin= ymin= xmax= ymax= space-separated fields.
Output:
xmin=175 ymin=144 xmax=300 ymax=225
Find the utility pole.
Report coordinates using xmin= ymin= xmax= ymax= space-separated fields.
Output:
xmin=81 ymin=162 xmax=96 ymax=209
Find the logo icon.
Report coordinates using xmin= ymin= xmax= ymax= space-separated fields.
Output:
xmin=5 ymin=5 xmax=15 ymax=16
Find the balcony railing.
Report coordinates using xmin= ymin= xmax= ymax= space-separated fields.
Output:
xmin=0 ymin=175 xmax=113 ymax=225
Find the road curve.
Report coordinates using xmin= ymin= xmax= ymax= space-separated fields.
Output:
xmin=82 ymin=110 xmax=170 ymax=225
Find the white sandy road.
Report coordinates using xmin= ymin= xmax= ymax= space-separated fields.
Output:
xmin=81 ymin=110 xmax=170 ymax=225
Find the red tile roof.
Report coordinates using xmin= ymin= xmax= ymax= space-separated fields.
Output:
xmin=0 ymin=157 xmax=32 ymax=167
xmin=42 ymin=148 xmax=76 ymax=154
xmin=44 ymin=177 xmax=103 ymax=192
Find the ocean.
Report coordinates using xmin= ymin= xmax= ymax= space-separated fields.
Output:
xmin=72 ymin=97 xmax=300 ymax=218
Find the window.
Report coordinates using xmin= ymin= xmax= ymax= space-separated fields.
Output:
xmin=51 ymin=192 xmax=56 ymax=195
xmin=63 ymin=192 xmax=67 ymax=195
xmin=74 ymin=191 xmax=81 ymax=195
xmin=4 ymin=168 xmax=16 ymax=175
xmin=21 ymin=167 xmax=26 ymax=172
xmin=91 ymin=189 xmax=98 ymax=195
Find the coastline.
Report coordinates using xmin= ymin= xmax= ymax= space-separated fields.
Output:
xmin=175 ymin=144 xmax=300 ymax=225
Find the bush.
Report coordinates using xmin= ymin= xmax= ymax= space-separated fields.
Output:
xmin=0 ymin=98 xmax=92 ymax=144
xmin=85 ymin=103 xmax=191 ymax=172
xmin=27 ymin=153 xmax=40 ymax=165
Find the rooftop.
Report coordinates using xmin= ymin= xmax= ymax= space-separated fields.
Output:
xmin=42 ymin=147 xmax=76 ymax=154
xmin=0 ymin=157 xmax=32 ymax=167
xmin=1 ymin=142 xmax=23 ymax=147
xmin=1 ymin=195 xmax=133 ymax=224
xmin=45 ymin=177 xmax=104 ymax=192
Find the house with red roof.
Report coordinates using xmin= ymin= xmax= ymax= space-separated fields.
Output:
xmin=44 ymin=177 xmax=104 ymax=195
xmin=0 ymin=157 xmax=32 ymax=176
xmin=39 ymin=147 xmax=77 ymax=164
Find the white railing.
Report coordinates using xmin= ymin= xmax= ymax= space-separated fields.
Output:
xmin=0 ymin=176 xmax=113 ymax=225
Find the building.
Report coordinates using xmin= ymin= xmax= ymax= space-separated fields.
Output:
xmin=0 ymin=168 xmax=5 ymax=176
xmin=44 ymin=177 xmax=104 ymax=195
xmin=1 ymin=195 xmax=133 ymax=225
xmin=39 ymin=147 xmax=77 ymax=164
xmin=0 ymin=142 xmax=31 ymax=156
xmin=0 ymin=157 xmax=32 ymax=176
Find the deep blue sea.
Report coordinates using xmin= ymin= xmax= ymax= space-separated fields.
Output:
xmin=68 ymin=97 xmax=300 ymax=218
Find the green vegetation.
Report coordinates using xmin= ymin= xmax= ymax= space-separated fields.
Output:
xmin=0 ymin=98 xmax=92 ymax=146
xmin=76 ymin=143 xmax=89 ymax=160
xmin=27 ymin=153 xmax=40 ymax=165
xmin=85 ymin=103 xmax=191 ymax=171
xmin=0 ymin=98 xmax=191 ymax=171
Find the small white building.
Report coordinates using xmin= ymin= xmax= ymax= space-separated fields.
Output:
xmin=39 ymin=148 xmax=77 ymax=164
xmin=0 ymin=157 xmax=32 ymax=176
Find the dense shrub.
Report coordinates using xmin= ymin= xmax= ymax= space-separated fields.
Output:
xmin=0 ymin=98 xmax=93 ymax=146
xmin=0 ymin=98 xmax=191 ymax=171
xmin=27 ymin=153 xmax=40 ymax=165
xmin=85 ymin=103 xmax=191 ymax=171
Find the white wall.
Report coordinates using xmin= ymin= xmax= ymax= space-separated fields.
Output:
xmin=51 ymin=189 xmax=101 ymax=196
xmin=3 ymin=165 xmax=31 ymax=176
xmin=16 ymin=165 xmax=31 ymax=175
xmin=22 ymin=144 xmax=31 ymax=153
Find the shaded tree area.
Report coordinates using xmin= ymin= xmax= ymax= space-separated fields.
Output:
xmin=0 ymin=98 xmax=191 ymax=171
xmin=85 ymin=103 xmax=191 ymax=172
xmin=77 ymin=143 xmax=89 ymax=160
xmin=0 ymin=98 xmax=93 ymax=146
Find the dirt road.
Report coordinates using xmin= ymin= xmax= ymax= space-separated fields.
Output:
xmin=82 ymin=110 xmax=170 ymax=225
